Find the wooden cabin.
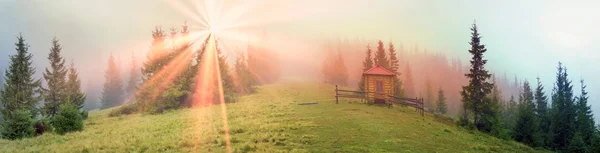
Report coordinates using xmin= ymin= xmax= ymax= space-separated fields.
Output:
xmin=363 ymin=66 xmax=395 ymax=104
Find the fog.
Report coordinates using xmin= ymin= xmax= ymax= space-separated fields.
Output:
xmin=0 ymin=0 xmax=599 ymax=119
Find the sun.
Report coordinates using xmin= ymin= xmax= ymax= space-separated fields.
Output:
xmin=209 ymin=23 xmax=223 ymax=34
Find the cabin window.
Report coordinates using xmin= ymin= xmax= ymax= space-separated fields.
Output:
xmin=376 ymin=81 xmax=383 ymax=94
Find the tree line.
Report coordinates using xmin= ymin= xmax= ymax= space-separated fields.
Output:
xmin=0 ymin=35 xmax=87 ymax=140
xmin=103 ymin=21 xmax=259 ymax=115
xmin=460 ymin=22 xmax=599 ymax=152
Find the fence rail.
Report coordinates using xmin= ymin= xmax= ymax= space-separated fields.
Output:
xmin=334 ymin=85 xmax=424 ymax=116
xmin=388 ymin=95 xmax=424 ymax=116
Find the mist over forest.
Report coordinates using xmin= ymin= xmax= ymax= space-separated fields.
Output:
xmin=1 ymin=0 xmax=600 ymax=152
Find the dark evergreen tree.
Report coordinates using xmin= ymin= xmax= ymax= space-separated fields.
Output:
xmin=373 ymin=40 xmax=389 ymax=69
xmin=550 ymin=62 xmax=577 ymax=151
xmin=0 ymin=35 xmax=42 ymax=139
xmin=534 ymin=77 xmax=551 ymax=148
xmin=100 ymin=54 xmax=125 ymax=109
xmin=460 ymin=22 xmax=494 ymax=129
xmin=65 ymin=62 xmax=86 ymax=111
xmin=51 ymin=103 xmax=83 ymax=135
xmin=575 ymin=79 xmax=595 ymax=149
xmin=42 ymin=37 xmax=68 ymax=118
xmin=489 ymin=76 xmax=506 ymax=138
xmin=436 ymin=87 xmax=448 ymax=115
xmin=513 ymin=80 xmax=540 ymax=147
xmin=358 ymin=44 xmax=373 ymax=92
xmin=569 ymin=132 xmax=587 ymax=153
xmin=591 ymin=126 xmax=600 ymax=153
xmin=126 ymin=52 xmax=140 ymax=98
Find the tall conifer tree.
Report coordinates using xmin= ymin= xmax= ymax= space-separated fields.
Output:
xmin=575 ymin=79 xmax=595 ymax=149
xmin=460 ymin=22 xmax=494 ymax=129
xmin=126 ymin=52 xmax=139 ymax=97
xmin=550 ymin=62 xmax=577 ymax=151
xmin=65 ymin=62 xmax=86 ymax=111
xmin=403 ymin=63 xmax=415 ymax=98
xmin=388 ymin=42 xmax=403 ymax=97
xmin=374 ymin=40 xmax=389 ymax=69
xmin=0 ymin=34 xmax=41 ymax=139
xmin=100 ymin=54 xmax=124 ymax=109
xmin=358 ymin=44 xmax=373 ymax=92
xmin=534 ymin=77 xmax=551 ymax=147
xmin=42 ymin=37 xmax=68 ymax=118
xmin=436 ymin=88 xmax=448 ymax=114
xmin=514 ymin=80 xmax=540 ymax=147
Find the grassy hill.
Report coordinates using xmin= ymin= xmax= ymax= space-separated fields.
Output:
xmin=0 ymin=80 xmax=547 ymax=152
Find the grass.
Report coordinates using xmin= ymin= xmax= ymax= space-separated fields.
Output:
xmin=0 ymin=80 xmax=548 ymax=152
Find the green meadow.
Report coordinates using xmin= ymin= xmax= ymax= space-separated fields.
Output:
xmin=0 ymin=81 xmax=547 ymax=152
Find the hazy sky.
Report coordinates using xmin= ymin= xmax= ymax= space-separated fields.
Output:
xmin=1 ymin=0 xmax=599 ymax=120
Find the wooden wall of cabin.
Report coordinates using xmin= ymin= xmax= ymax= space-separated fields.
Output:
xmin=364 ymin=75 xmax=394 ymax=102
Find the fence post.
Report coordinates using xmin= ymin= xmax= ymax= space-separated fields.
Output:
xmin=335 ymin=85 xmax=338 ymax=104
xmin=421 ymin=98 xmax=424 ymax=116
xmin=387 ymin=95 xmax=394 ymax=108
xmin=415 ymin=97 xmax=418 ymax=112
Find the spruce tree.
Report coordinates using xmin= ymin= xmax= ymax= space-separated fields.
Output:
xmin=436 ymin=88 xmax=448 ymax=115
xmin=388 ymin=42 xmax=403 ymax=97
xmin=388 ymin=42 xmax=399 ymax=73
xmin=137 ymin=27 xmax=167 ymax=110
xmin=460 ymin=22 xmax=494 ymax=129
xmin=141 ymin=27 xmax=167 ymax=82
xmin=488 ymin=76 xmax=505 ymax=138
xmin=503 ymin=95 xmax=518 ymax=136
xmin=126 ymin=52 xmax=140 ymax=97
xmin=100 ymin=54 xmax=125 ymax=109
xmin=42 ymin=37 xmax=68 ymax=118
xmin=403 ymin=63 xmax=415 ymax=98
xmin=358 ymin=44 xmax=373 ymax=92
xmin=334 ymin=49 xmax=348 ymax=86
xmin=534 ymin=77 xmax=551 ymax=148
xmin=425 ymin=79 xmax=434 ymax=113
xmin=513 ymin=80 xmax=540 ymax=147
xmin=0 ymin=34 xmax=41 ymax=139
xmin=373 ymin=40 xmax=389 ymax=69
xmin=215 ymin=40 xmax=236 ymax=102
xmin=320 ymin=41 xmax=334 ymax=84
xmin=576 ymin=79 xmax=595 ymax=148
xmin=65 ymin=62 xmax=86 ymax=111
xmin=234 ymin=51 xmax=256 ymax=94
xmin=550 ymin=62 xmax=577 ymax=151
xmin=569 ymin=132 xmax=587 ymax=153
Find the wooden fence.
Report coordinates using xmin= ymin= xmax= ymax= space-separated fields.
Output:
xmin=334 ymin=85 xmax=371 ymax=104
xmin=388 ymin=95 xmax=424 ymax=116
xmin=334 ymin=85 xmax=424 ymax=116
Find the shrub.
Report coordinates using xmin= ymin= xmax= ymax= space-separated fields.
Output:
xmin=224 ymin=93 xmax=238 ymax=103
xmin=34 ymin=116 xmax=52 ymax=136
xmin=80 ymin=111 xmax=88 ymax=120
xmin=1 ymin=109 xmax=35 ymax=140
xmin=52 ymin=103 xmax=83 ymax=135
xmin=108 ymin=103 xmax=138 ymax=117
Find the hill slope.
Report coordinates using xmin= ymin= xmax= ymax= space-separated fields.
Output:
xmin=0 ymin=81 xmax=546 ymax=152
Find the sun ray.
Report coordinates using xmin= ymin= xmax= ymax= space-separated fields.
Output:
xmin=165 ymin=0 xmax=209 ymax=28
xmin=126 ymin=31 xmax=209 ymax=105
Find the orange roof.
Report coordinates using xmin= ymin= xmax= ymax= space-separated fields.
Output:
xmin=363 ymin=66 xmax=395 ymax=76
